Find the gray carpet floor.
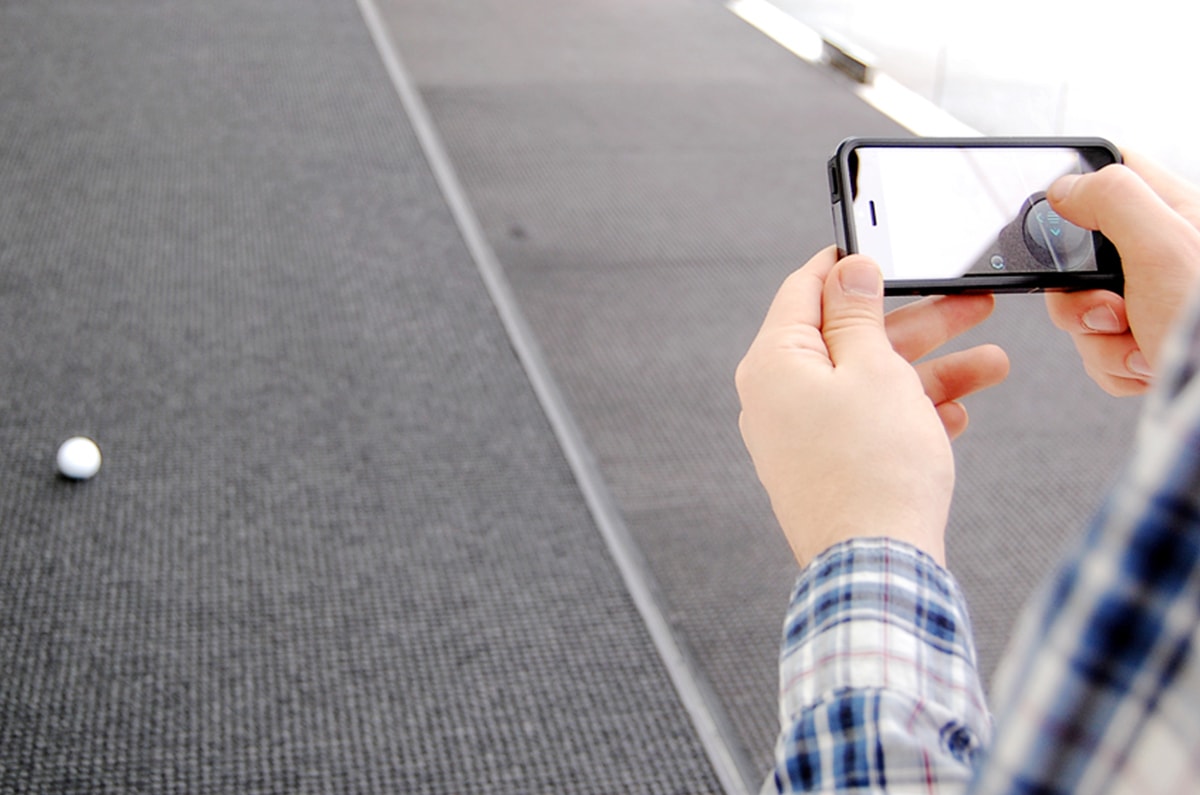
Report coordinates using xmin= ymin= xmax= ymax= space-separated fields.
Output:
xmin=0 ymin=2 xmax=721 ymax=792
xmin=0 ymin=1 xmax=1148 ymax=791
xmin=382 ymin=0 xmax=1144 ymax=783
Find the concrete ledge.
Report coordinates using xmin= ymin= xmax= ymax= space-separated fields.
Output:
xmin=821 ymin=34 xmax=875 ymax=84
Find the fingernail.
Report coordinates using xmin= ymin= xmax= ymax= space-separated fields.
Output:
xmin=1048 ymin=173 xmax=1082 ymax=204
xmin=1127 ymin=350 xmax=1153 ymax=378
xmin=1082 ymin=305 xmax=1122 ymax=333
xmin=839 ymin=259 xmax=881 ymax=297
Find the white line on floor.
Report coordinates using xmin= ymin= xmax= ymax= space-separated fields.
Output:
xmin=355 ymin=1 xmax=758 ymax=793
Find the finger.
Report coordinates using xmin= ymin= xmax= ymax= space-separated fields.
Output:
xmin=914 ymin=344 xmax=1010 ymax=407
xmin=1044 ymin=290 xmax=1128 ymax=335
xmin=820 ymin=255 xmax=891 ymax=367
xmin=936 ymin=401 xmax=970 ymax=440
xmin=1048 ymin=164 xmax=1193 ymax=246
xmin=1069 ymin=332 xmax=1153 ymax=395
xmin=1083 ymin=366 xmax=1151 ymax=398
xmin=886 ymin=293 xmax=997 ymax=363
xmin=755 ymin=246 xmax=839 ymax=340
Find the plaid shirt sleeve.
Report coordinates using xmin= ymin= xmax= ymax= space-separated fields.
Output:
xmin=969 ymin=297 xmax=1200 ymax=794
xmin=769 ymin=538 xmax=992 ymax=793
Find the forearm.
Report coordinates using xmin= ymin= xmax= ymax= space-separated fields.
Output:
xmin=770 ymin=538 xmax=991 ymax=793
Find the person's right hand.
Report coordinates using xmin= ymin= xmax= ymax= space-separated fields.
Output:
xmin=1044 ymin=152 xmax=1200 ymax=396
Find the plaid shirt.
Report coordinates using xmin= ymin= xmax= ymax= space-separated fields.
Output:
xmin=771 ymin=300 xmax=1200 ymax=793
xmin=771 ymin=539 xmax=989 ymax=793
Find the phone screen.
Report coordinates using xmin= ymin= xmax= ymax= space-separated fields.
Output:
xmin=831 ymin=139 xmax=1122 ymax=293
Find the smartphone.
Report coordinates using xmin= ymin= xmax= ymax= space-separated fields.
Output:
xmin=829 ymin=137 xmax=1124 ymax=295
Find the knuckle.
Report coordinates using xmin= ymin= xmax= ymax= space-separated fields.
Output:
xmin=1043 ymin=293 xmax=1078 ymax=329
xmin=1089 ymin=163 xmax=1139 ymax=199
xmin=733 ymin=356 xmax=755 ymax=395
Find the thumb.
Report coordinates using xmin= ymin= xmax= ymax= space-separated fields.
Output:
xmin=821 ymin=255 xmax=891 ymax=367
xmin=1049 ymin=165 xmax=1200 ymax=364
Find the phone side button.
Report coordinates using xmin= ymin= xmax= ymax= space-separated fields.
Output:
xmin=828 ymin=159 xmax=842 ymax=202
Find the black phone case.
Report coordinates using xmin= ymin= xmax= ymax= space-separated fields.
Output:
xmin=828 ymin=136 xmax=1125 ymax=296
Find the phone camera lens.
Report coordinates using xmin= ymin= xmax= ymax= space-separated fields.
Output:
xmin=990 ymin=255 xmax=1006 ymax=270
xmin=1021 ymin=194 xmax=1091 ymax=271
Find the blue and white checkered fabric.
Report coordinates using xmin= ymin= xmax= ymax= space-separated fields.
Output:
xmin=772 ymin=539 xmax=989 ymax=793
xmin=975 ymin=297 xmax=1200 ymax=794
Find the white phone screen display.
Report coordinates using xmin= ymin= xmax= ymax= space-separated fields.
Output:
xmin=847 ymin=146 xmax=1107 ymax=281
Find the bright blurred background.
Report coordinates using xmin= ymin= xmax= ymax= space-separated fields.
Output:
xmin=763 ymin=0 xmax=1200 ymax=183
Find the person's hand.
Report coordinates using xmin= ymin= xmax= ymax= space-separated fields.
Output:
xmin=1044 ymin=151 xmax=1200 ymax=396
xmin=736 ymin=247 xmax=1009 ymax=567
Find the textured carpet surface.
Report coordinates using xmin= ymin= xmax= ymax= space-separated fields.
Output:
xmin=0 ymin=2 xmax=721 ymax=792
xmin=382 ymin=0 xmax=1144 ymax=781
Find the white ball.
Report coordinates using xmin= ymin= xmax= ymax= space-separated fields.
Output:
xmin=57 ymin=436 xmax=102 ymax=480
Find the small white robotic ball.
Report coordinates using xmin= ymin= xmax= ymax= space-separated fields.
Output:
xmin=57 ymin=436 xmax=102 ymax=480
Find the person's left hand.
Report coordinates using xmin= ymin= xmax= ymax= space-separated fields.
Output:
xmin=736 ymin=247 xmax=1009 ymax=567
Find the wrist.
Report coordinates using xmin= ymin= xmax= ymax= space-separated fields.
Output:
xmin=775 ymin=488 xmax=949 ymax=569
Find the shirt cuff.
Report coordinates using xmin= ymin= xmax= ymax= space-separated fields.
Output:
xmin=779 ymin=538 xmax=988 ymax=734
